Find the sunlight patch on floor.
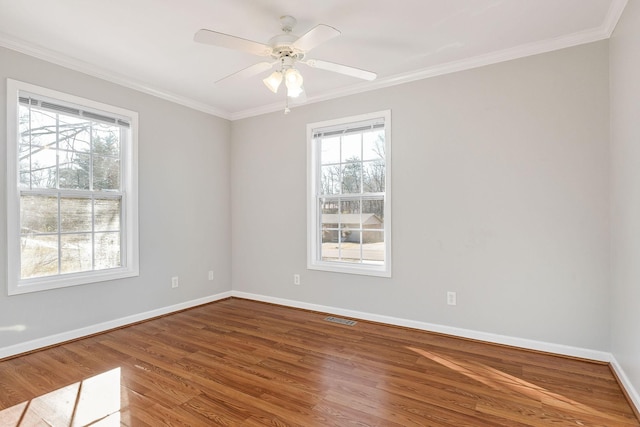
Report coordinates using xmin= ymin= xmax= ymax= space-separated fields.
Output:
xmin=0 ymin=367 xmax=122 ymax=426
xmin=407 ymin=347 xmax=628 ymax=424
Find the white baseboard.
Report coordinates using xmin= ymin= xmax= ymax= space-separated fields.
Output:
xmin=610 ymin=356 xmax=640 ymax=415
xmin=0 ymin=291 xmax=233 ymax=359
xmin=232 ymin=291 xmax=611 ymax=362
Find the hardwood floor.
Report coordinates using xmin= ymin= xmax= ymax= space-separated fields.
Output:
xmin=0 ymin=298 xmax=638 ymax=426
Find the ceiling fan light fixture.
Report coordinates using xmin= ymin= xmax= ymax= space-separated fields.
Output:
xmin=195 ymin=15 xmax=378 ymax=110
xmin=263 ymin=71 xmax=283 ymax=93
xmin=284 ymin=68 xmax=304 ymax=98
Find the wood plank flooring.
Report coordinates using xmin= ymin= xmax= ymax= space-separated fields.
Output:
xmin=0 ymin=298 xmax=638 ymax=426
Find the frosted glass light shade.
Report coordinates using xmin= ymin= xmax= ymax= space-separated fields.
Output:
xmin=285 ymin=68 xmax=303 ymax=98
xmin=263 ymin=71 xmax=283 ymax=93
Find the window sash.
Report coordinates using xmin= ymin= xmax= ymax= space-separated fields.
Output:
xmin=19 ymin=191 xmax=124 ymax=277
xmin=317 ymin=193 xmax=385 ymax=265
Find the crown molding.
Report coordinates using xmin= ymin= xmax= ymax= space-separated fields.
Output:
xmin=603 ymin=0 xmax=629 ymax=36
xmin=1 ymin=0 xmax=628 ymax=122
xmin=0 ymin=32 xmax=231 ymax=120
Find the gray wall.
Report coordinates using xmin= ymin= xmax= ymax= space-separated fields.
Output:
xmin=0 ymin=47 xmax=232 ymax=347
xmin=610 ymin=0 xmax=640 ymax=401
xmin=231 ymin=41 xmax=610 ymax=351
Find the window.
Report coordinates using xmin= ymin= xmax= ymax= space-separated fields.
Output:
xmin=6 ymin=79 xmax=139 ymax=295
xmin=307 ymin=110 xmax=391 ymax=277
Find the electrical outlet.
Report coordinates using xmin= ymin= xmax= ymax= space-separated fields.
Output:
xmin=447 ymin=291 xmax=456 ymax=306
xmin=208 ymin=270 xmax=214 ymax=281
xmin=293 ymin=274 xmax=301 ymax=285
xmin=171 ymin=276 xmax=179 ymax=288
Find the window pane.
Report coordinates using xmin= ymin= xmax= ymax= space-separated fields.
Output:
xmin=61 ymin=233 xmax=92 ymax=274
xmin=95 ymin=232 xmax=121 ymax=269
xmin=339 ymin=199 xmax=361 ymax=247
xmin=341 ymin=228 xmax=361 ymax=246
xmin=321 ymin=240 xmax=362 ymax=263
xmin=58 ymin=116 xmax=90 ymax=152
xmin=362 ymin=199 xmax=385 ymax=223
xmin=59 ymin=150 xmax=90 ymax=190
xmin=60 ymin=197 xmax=92 ymax=232
xmin=337 ymin=240 xmax=362 ymax=263
xmin=95 ymin=198 xmax=121 ymax=232
xmin=341 ymin=163 xmax=362 ymax=194
xmin=30 ymin=147 xmax=58 ymax=189
xmin=21 ymin=234 xmax=59 ymax=278
xmin=321 ymin=199 xmax=340 ymax=217
xmin=21 ymin=194 xmax=58 ymax=233
xmin=321 ymin=240 xmax=339 ymax=262
xmin=29 ymin=109 xmax=57 ymax=149
xmin=321 ymin=228 xmax=339 ymax=245
xmin=320 ymin=136 xmax=340 ymax=164
xmin=93 ymin=156 xmax=120 ymax=191
xmin=321 ymin=198 xmax=339 ymax=243
xmin=93 ymin=124 xmax=120 ymax=157
xmin=363 ymin=161 xmax=385 ymax=192
xmin=363 ymin=130 xmax=385 ymax=161
xmin=340 ymin=199 xmax=360 ymax=217
xmin=341 ymin=133 xmax=361 ymax=162
xmin=321 ymin=165 xmax=341 ymax=195
xmin=362 ymin=230 xmax=384 ymax=265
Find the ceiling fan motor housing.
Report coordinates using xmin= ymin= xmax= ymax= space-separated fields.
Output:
xmin=268 ymin=24 xmax=304 ymax=62
xmin=267 ymin=15 xmax=313 ymax=62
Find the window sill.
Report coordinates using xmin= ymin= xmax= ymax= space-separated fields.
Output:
xmin=307 ymin=260 xmax=391 ymax=278
xmin=8 ymin=267 xmax=139 ymax=296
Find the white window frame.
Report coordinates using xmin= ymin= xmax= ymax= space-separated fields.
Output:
xmin=307 ymin=110 xmax=391 ymax=277
xmin=6 ymin=79 xmax=139 ymax=295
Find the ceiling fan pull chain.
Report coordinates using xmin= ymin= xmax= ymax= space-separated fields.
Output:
xmin=284 ymin=96 xmax=291 ymax=115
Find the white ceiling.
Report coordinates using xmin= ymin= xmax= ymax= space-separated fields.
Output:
xmin=0 ymin=0 xmax=627 ymax=120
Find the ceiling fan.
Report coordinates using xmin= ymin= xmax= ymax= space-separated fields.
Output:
xmin=194 ymin=15 xmax=377 ymax=110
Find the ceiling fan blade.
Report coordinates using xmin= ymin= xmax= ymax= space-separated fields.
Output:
xmin=215 ymin=61 xmax=275 ymax=84
xmin=304 ymin=59 xmax=377 ymax=81
xmin=292 ymin=24 xmax=341 ymax=52
xmin=194 ymin=29 xmax=272 ymax=57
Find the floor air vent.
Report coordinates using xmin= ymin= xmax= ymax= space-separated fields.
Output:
xmin=324 ymin=316 xmax=357 ymax=326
